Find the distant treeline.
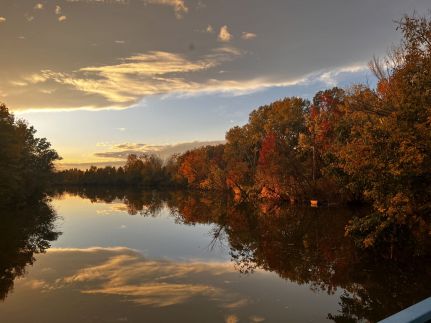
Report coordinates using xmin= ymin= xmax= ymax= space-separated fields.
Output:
xmin=57 ymin=15 xmax=431 ymax=248
xmin=56 ymin=154 xmax=181 ymax=188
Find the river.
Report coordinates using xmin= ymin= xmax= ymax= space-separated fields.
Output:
xmin=0 ymin=189 xmax=430 ymax=322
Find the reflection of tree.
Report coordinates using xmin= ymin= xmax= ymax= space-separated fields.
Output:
xmin=0 ymin=199 xmax=61 ymax=301
xmin=159 ymin=193 xmax=431 ymax=322
xmin=54 ymin=187 xmax=166 ymax=216
xmin=52 ymin=188 xmax=431 ymax=322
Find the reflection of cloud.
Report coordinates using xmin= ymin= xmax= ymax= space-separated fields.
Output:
xmin=36 ymin=248 xmax=247 ymax=308
xmin=85 ymin=283 xmax=219 ymax=307
xmin=48 ymin=247 xmax=134 ymax=253
xmin=224 ymin=298 xmax=249 ymax=309
xmin=95 ymin=140 xmax=225 ymax=160
xmin=96 ymin=203 xmax=129 ymax=215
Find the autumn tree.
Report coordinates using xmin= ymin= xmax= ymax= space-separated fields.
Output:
xmin=334 ymin=15 xmax=431 ymax=249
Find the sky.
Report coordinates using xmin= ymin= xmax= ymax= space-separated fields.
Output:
xmin=0 ymin=0 xmax=429 ymax=167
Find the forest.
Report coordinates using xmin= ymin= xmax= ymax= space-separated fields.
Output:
xmin=56 ymin=15 xmax=431 ymax=250
xmin=1 ymin=14 xmax=430 ymax=251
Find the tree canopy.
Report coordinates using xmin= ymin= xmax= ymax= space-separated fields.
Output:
xmin=0 ymin=104 xmax=60 ymax=203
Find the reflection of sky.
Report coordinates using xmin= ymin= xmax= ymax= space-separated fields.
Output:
xmin=51 ymin=194 xmax=230 ymax=261
xmin=0 ymin=194 xmax=345 ymax=322
xmin=1 ymin=247 xmax=342 ymax=323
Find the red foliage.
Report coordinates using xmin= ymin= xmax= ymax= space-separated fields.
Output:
xmin=258 ymin=132 xmax=277 ymax=166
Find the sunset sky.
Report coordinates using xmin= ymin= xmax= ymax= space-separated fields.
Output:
xmin=0 ymin=0 xmax=429 ymax=167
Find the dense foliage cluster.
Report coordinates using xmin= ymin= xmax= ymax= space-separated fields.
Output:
xmin=0 ymin=105 xmax=60 ymax=203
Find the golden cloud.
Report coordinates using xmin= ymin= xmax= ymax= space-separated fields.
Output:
xmin=26 ymin=48 xmax=243 ymax=105
xmin=241 ymin=32 xmax=257 ymax=40
xmin=218 ymin=25 xmax=233 ymax=42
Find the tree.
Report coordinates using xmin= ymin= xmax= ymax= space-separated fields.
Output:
xmin=335 ymin=14 xmax=431 ymax=249
xmin=0 ymin=104 xmax=60 ymax=203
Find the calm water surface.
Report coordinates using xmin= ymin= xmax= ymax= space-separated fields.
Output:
xmin=0 ymin=189 xmax=430 ymax=322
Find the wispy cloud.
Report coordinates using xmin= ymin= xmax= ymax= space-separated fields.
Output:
xmin=218 ymin=25 xmax=233 ymax=42
xmin=26 ymin=48 xmax=243 ymax=105
xmin=0 ymin=17 xmax=6 ymax=23
xmin=241 ymin=32 xmax=256 ymax=40
xmin=25 ymin=14 xmax=34 ymax=22
xmin=317 ymin=64 xmax=368 ymax=86
xmin=94 ymin=140 xmax=226 ymax=160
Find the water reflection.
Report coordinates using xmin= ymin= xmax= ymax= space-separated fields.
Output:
xmin=1 ymin=189 xmax=430 ymax=322
xmin=0 ymin=199 xmax=61 ymax=301
xmin=2 ymin=247 xmax=339 ymax=322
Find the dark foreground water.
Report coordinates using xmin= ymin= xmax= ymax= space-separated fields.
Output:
xmin=0 ymin=189 xmax=430 ymax=323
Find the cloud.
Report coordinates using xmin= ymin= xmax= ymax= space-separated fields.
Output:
xmin=145 ymin=0 xmax=188 ymax=19
xmin=55 ymin=5 xmax=62 ymax=15
xmin=94 ymin=140 xmax=226 ymax=160
xmin=241 ymin=32 xmax=256 ymax=40
xmin=13 ymin=60 xmax=369 ymax=113
xmin=58 ymin=15 xmax=67 ymax=22
xmin=26 ymin=48 xmax=242 ymax=105
xmin=218 ymin=25 xmax=233 ymax=42
xmin=206 ymin=24 xmax=214 ymax=33
xmin=114 ymin=143 xmax=147 ymax=149
xmin=0 ymin=17 xmax=6 ymax=23
xmin=34 ymin=3 xmax=44 ymax=10
xmin=25 ymin=14 xmax=35 ymax=22
xmin=317 ymin=64 xmax=368 ymax=86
